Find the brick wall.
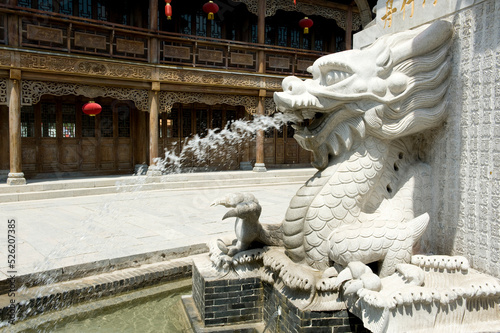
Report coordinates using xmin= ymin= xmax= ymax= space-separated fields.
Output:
xmin=262 ymin=283 xmax=367 ymax=333
xmin=192 ymin=260 xmax=263 ymax=327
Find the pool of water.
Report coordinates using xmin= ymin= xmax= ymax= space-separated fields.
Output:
xmin=15 ymin=279 xmax=193 ymax=333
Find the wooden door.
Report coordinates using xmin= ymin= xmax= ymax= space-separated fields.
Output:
xmin=284 ymin=123 xmax=299 ymax=164
xmin=264 ymin=127 xmax=276 ymax=165
xmin=21 ymin=97 xmax=135 ymax=177
xmin=275 ymin=125 xmax=285 ymax=164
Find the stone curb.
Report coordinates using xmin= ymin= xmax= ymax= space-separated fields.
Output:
xmin=0 ymin=170 xmax=313 ymax=203
xmin=0 ymin=254 xmax=202 ymax=325
xmin=0 ymin=243 xmax=208 ymax=294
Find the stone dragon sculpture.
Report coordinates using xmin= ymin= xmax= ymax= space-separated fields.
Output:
xmin=212 ymin=20 xmax=453 ymax=299
xmin=208 ymin=20 xmax=500 ymax=330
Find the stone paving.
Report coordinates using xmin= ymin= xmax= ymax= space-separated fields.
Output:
xmin=0 ymin=172 xmax=312 ymax=282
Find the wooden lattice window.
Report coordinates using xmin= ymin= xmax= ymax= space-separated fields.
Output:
xmin=38 ymin=0 xmax=52 ymax=11
xmin=82 ymin=113 xmax=95 ymax=137
xmin=195 ymin=11 xmax=207 ymax=37
xmin=196 ymin=109 xmax=208 ymax=138
xmin=58 ymin=0 xmax=73 ymax=15
xmin=277 ymin=27 xmax=287 ymax=47
xmin=79 ymin=0 xmax=92 ymax=19
xmin=21 ymin=106 xmax=35 ymax=138
xmin=62 ymin=104 xmax=76 ymax=138
xmin=100 ymin=105 xmax=113 ymax=137
xmin=290 ymin=29 xmax=300 ymax=49
xmin=212 ymin=109 xmax=223 ymax=131
xmin=41 ymin=103 xmax=56 ymax=138
xmin=18 ymin=0 xmax=32 ymax=7
xmin=117 ymin=105 xmax=130 ymax=137
xmin=167 ymin=109 xmax=179 ymax=138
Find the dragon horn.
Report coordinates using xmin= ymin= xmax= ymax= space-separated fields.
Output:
xmin=391 ymin=20 xmax=453 ymax=66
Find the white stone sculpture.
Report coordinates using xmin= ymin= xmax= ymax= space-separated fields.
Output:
xmin=273 ymin=19 xmax=452 ymax=281
xmin=209 ymin=19 xmax=500 ymax=331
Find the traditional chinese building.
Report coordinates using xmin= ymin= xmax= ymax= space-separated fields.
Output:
xmin=0 ymin=0 xmax=374 ymax=184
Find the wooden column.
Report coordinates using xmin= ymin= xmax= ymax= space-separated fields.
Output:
xmin=7 ymin=69 xmax=26 ymax=185
xmin=0 ymin=106 xmax=9 ymax=174
xmin=253 ymin=0 xmax=267 ymax=172
xmin=7 ymin=0 xmax=19 ymax=47
xmin=345 ymin=4 xmax=353 ymax=50
xmin=147 ymin=83 xmax=161 ymax=176
xmin=149 ymin=0 xmax=159 ymax=63
xmin=134 ymin=109 xmax=148 ymax=174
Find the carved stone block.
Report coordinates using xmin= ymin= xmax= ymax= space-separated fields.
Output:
xmin=27 ymin=25 xmax=63 ymax=44
xmin=198 ymin=49 xmax=223 ymax=63
xmin=116 ymin=39 xmax=144 ymax=55
xmin=268 ymin=57 xmax=290 ymax=69
xmin=230 ymin=52 xmax=254 ymax=66
xmin=163 ymin=45 xmax=191 ymax=60
xmin=74 ymin=32 xmax=107 ymax=50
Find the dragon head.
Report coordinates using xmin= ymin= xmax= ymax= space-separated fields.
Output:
xmin=274 ymin=20 xmax=453 ymax=170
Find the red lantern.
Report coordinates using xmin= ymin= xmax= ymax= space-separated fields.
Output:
xmin=82 ymin=101 xmax=102 ymax=116
xmin=203 ymin=1 xmax=219 ymax=20
xmin=165 ymin=0 xmax=172 ymax=20
xmin=299 ymin=17 xmax=313 ymax=34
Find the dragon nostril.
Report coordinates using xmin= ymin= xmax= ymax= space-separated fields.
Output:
xmin=282 ymin=76 xmax=306 ymax=95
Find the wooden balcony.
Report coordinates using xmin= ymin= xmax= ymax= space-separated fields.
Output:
xmin=1 ymin=6 xmax=326 ymax=77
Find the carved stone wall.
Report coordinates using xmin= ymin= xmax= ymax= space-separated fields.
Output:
xmin=21 ymin=80 xmax=150 ymax=111
xmin=423 ymin=0 xmax=500 ymax=278
xmin=233 ymin=0 xmax=362 ymax=31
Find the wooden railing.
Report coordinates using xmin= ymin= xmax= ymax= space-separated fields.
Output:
xmin=1 ymin=5 xmax=326 ymax=76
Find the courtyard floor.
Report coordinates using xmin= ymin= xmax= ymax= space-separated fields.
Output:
xmin=0 ymin=169 xmax=314 ymax=282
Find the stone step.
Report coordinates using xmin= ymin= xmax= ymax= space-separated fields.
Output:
xmin=0 ymin=168 xmax=315 ymax=203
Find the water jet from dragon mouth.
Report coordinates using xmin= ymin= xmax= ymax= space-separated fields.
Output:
xmin=153 ymin=112 xmax=299 ymax=174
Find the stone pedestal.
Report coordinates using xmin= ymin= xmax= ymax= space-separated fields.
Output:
xmin=7 ymin=172 xmax=26 ymax=185
xmin=189 ymin=255 xmax=263 ymax=329
xmin=252 ymin=163 xmax=267 ymax=172
xmin=146 ymin=165 xmax=162 ymax=177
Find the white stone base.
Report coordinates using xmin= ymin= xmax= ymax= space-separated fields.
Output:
xmin=146 ymin=165 xmax=162 ymax=177
xmin=252 ymin=163 xmax=267 ymax=172
xmin=7 ymin=172 xmax=26 ymax=185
